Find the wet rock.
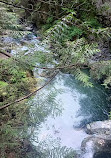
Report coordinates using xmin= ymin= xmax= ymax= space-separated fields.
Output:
xmin=81 ymin=136 xmax=111 ymax=158
xmin=81 ymin=120 xmax=111 ymax=158
xmin=22 ymin=139 xmax=32 ymax=152
xmin=0 ymin=37 xmax=15 ymax=44
xmin=90 ymin=40 xmax=111 ymax=63
xmin=21 ymin=139 xmax=42 ymax=158
xmin=94 ymin=151 xmax=111 ymax=158
xmin=8 ymin=152 xmax=16 ymax=158
xmin=85 ymin=120 xmax=111 ymax=137
xmin=25 ymin=26 xmax=33 ymax=31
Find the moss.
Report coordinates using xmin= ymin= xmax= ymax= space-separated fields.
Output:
xmin=0 ymin=81 xmax=8 ymax=88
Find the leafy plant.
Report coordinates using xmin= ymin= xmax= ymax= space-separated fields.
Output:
xmin=90 ymin=61 xmax=111 ymax=88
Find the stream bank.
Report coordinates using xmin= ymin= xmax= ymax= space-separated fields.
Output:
xmin=0 ymin=56 xmax=38 ymax=157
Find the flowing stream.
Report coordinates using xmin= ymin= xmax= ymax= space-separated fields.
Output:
xmin=8 ymin=33 xmax=110 ymax=157
xmin=32 ymin=74 xmax=110 ymax=156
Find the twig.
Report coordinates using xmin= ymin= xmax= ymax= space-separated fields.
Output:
xmin=37 ymin=0 xmax=63 ymax=7
xmin=0 ymin=50 xmax=12 ymax=58
xmin=0 ymin=0 xmax=33 ymax=10
xmin=0 ymin=71 xmax=58 ymax=110
xmin=0 ymin=50 xmax=87 ymax=70
xmin=0 ymin=1 xmax=57 ymax=16
xmin=0 ymin=49 xmax=88 ymax=70
xmin=33 ymin=63 xmax=88 ymax=70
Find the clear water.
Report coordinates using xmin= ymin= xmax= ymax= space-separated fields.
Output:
xmin=32 ymin=74 xmax=110 ymax=152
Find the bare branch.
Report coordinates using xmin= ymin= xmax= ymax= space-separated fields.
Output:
xmin=33 ymin=63 xmax=88 ymax=70
xmin=0 ymin=0 xmax=33 ymax=10
xmin=0 ymin=1 xmax=57 ymax=16
xmin=0 ymin=50 xmax=12 ymax=58
xmin=37 ymin=0 xmax=63 ymax=7
xmin=0 ymin=51 xmax=87 ymax=70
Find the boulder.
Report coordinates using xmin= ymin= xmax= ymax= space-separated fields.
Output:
xmin=81 ymin=120 xmax=111 ymax=158
xmin=85 ymin=120 xmax=111 ymax=138
xmin=81 ymin=136 xmax=111 ymax=158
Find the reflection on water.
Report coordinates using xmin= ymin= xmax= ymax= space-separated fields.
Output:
xmin=31 ymin=74 xmax=110 ymax=151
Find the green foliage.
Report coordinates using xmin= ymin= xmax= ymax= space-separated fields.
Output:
xmin=90 ymin=61 xmax=111 ymax=88
xmin=5 ymin=0 xmax=110 ymax=89
xmin=0 ymin=58 xmax=37 ymax=157
xmin=0 ymin=81 xmax=8 ymax=88
xmin=0 ymin=4 xmax=21 ymax=31
xmin=0 ymin=59 xmax=29 ymax=83
xmin=67 ymin=26 xmax=83 ymax=40
xmin=41 ymin=146 xmax=76 ymax=158
xmin=41 ymin=0 xmax=111 ymax=87
xmin=0 ymin=59 xmax=37 ymax=102
xmin=0 ymin=103 xmax=30 ymax=157
xmin=43 ymin=11 xmax=100 ymax=86
xmin=83 ymin=17 xmax=101 ymax=28
xmin=109 ymin=111 xmax=111 ymax=119
xmin=62 ymin=7 xmax=76 ymax=14
xmin=103 ymin=76 xmax=111 ymax=88
xmin=46 ymin=16 xmax=54 ymax=24
xmin=74 ymin=69 xmax=93 ymax=87
xmin=42 ymin=16 xmax=54 ymax=31
xmin=0 ymin=0 xmax=111 ymax=157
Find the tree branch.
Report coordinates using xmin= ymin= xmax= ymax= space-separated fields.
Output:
xmin=0 ymin=50 xmax=88 ymax=70
xmin=0 ymin=1 xmax=57 ymax=16
xmin=33 ymin=63 xmax=88 ymax=70
xmin=0 ymin=50 xmax=12 ymax=58
xmin=37 ymin=0 xmax=64 ymax=7
xmin=0 ymin=71 xmax=58 ymax=110
xmin=0 ymin=0 xmax=33 ymax=10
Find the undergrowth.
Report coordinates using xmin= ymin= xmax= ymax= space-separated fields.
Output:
xmin=0 ymin=58 xmax=37 ymax=158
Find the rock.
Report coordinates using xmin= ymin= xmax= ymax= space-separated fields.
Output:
xmin=81 ymin=136 xmax=111 ymax=158
xmin=22 ymin=139 xmax=32 ymax=152
xmin=95 ymin=0 xmax=111 ymax=24
xmin=8 ymin=152 xmax=16 ymax=158
xmin=93 ymin=151 xmax=111 ymax=158
xmin=25 ymin=26 xmax=33 ymax=31
xmin=85 ymin=120 xmax=111 ymax=137
xmin=81 ymin=120 xmax=111 ymax=158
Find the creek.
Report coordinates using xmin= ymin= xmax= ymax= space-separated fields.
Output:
xmin=32 ymin=73 xmax=110 ymax=157
xmin=8 ymin=33 xmax=110 ymax=158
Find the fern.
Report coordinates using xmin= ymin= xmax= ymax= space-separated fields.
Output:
xmin=74 ymin=68 xmax=93 ymax=87
xmin=0 ymin=5 xmax=21 ymax=31
xmin=45 ymin=12 xmax=75 ymax=43
xmin=102 ymin=76 xmax=111 ymax=88
xmin=42 ymin=6 xmax=111 ymax=86
xmin=90 ymin=60 xmax=111 ymax=88
xmin=9 ymin=30 xmax=31 ymax=38
xmin=42 ymin=146 xmax=76 ymax=158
